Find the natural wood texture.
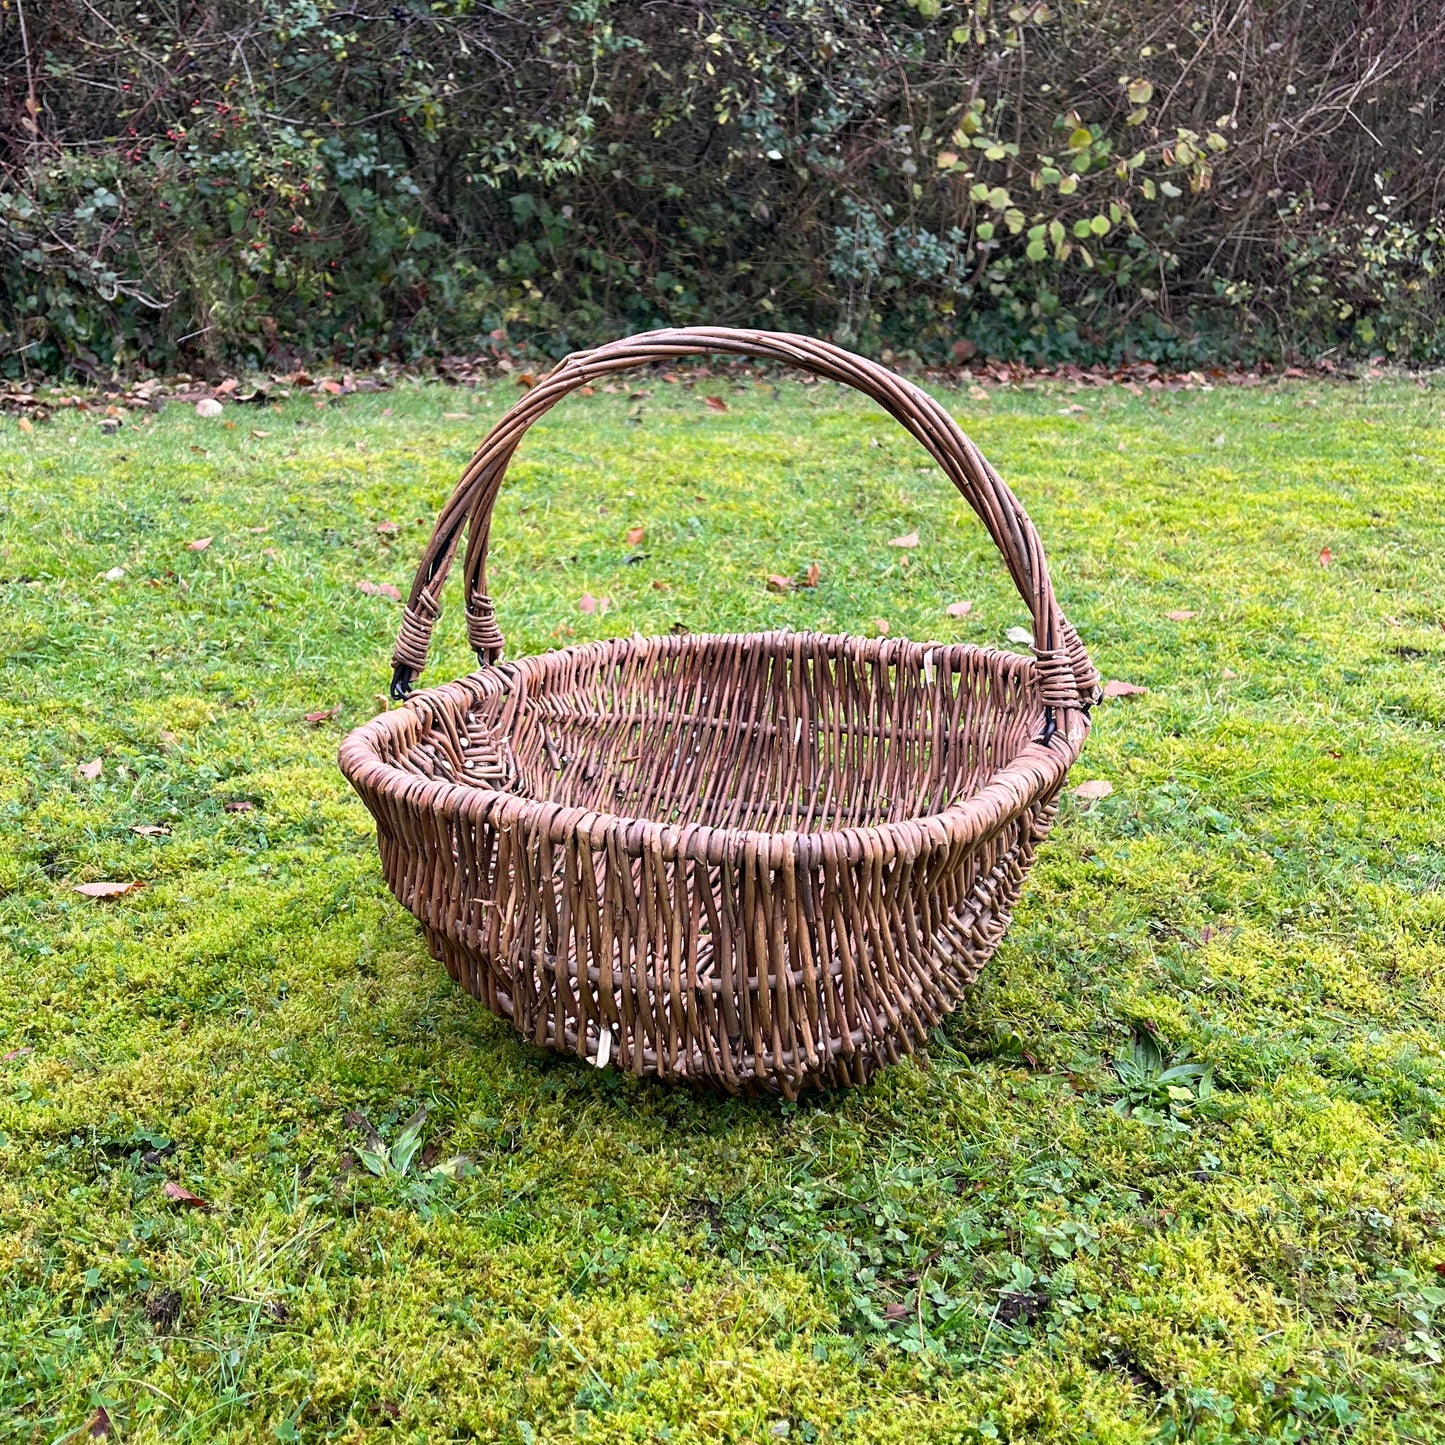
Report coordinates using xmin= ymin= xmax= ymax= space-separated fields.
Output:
xmin=339 ymin=328 xmax=1097 ymax=1096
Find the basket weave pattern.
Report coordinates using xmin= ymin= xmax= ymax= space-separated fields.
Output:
xmin=340 ymin=329 xmax=1097 ymax=1096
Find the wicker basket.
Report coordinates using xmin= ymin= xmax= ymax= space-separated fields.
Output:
xmin=339 ymin=328 xmax=1098 ymax=1097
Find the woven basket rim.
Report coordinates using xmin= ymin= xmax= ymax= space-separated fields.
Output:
xmin=339 ymin=629 xmax=1085 ymax=867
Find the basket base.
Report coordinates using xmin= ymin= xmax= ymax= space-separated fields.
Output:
xmin=407 ymin=799 xmax=1054 ymax=1096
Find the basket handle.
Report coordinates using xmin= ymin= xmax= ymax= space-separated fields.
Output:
xmin=390 ymin=327 xmax=1098 ymax=733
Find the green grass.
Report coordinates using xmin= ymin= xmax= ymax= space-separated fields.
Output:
xmin=1 ymin=369 xmax=1444 ymax=1444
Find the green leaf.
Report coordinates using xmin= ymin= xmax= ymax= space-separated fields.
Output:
xmin=1073 ymin=219 xmax=1093 ymax=239
xmin=1049 ymin=219 xmax=1065 ymax=246
xmin=1159 ymin=180 xmax=1182 ymax=198
xmin=986 ymin=186 xmax=1011 ymax=210
xmin=1127 ymin=78 xmax=1154 ymax=106
xmin=1089 ymin=214 xmax=1110 ymax=236
xmin=1026 ymin=239 xmax=1047 ymax=261
xmin=1058 ymin=173 xmax=1078 ymax=195
xmin=985 ymin=145 xmax=1007 ymax=161
xmin=390 ymin=1107 xmax=428 ymax=1177
xmin=976 ymin=221 xmax=995 ymax=240
xmin=1040 ymin=166 xmax=1061 ymax=185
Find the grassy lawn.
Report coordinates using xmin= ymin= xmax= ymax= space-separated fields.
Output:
xmin=2 ymin=366 xmax=1444 ymax=1444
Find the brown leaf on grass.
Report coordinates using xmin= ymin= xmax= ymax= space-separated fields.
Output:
xmin=442 ymin=412 xmax=469 ymax=420
xmin=376 ymin=520 xmax=400 ymax=536
xmin=18 ymin=417 xmax=34 ymax=434
xmin=1199 ymin=925 xmax=1216 ymax=944
xmin=766 ymin=574 xmax=794 ymax=593
xmin=163 ymin=1181 xmax=209 ymax=1208
xmin=650 ymin=579 xmax=670 ymax=591
xmin=884 ymin=1302 xmax=911 ymax=1321
xmin=87 ymin=1405 xmax=112 ymax=1439
xmin=189 ymin=444 xmax=208 ymax=456
xmin=1102 ymin=679 xmax=1148 ymax=699
xmin=320 ymin=379 xmax=343 ymax=396
xmin=702 ymin=395 xmax=728 ymax=412
xmin=1165 ymin=609 xmax=1197 ymax=622
xmin=1073 ymin=779 xmax=1114 ymax=801
xmin=626 ymin=525 xmax=646 ymax=546
xmin=802 ymin=562 xmax=821 ymax=588
xmin=1318 ymin=546 xmax=1332 ymax=568
xmin=945 ymin=600 xmax=973 ymax=618
xmin=75 ymin=880 xmax=142 ymax=898
xmin=874 ymin=618 xmax=891 ymax=636
xmin=304 ymin=705 xmax=342 ymax=725
xmin=77 ymin=758 xmax=103 ymax=781
xmin=578 ymin=592 xmax=611 ymax=616
xmin=195 ymin=398 xmax=223 ymax=418
xmin=223 ymin=800 xmax=255 ymax=814
xmin=187 ymin=536 xmax=213 ymax=552
xmin=968 ymin=385 xmax=991 ymax=401
xmin=130 ymin=824 xmax=171 ymax=837
xmin=249 ymin=428 xmax=270 ymax=439
xmin=888 ymin=531 xmax=920 ymax=548
xmin=357 ymin=580 xmax=401 ymax=601
xmin=2 ymin=1046 xmax=32 ymax=1061
xmin=378 ymin=582 xmax=400 ymax=601
xmin=516 ymin=372 xmax=537 ymax=389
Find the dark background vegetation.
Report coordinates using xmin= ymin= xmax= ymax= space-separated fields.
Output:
xmin=3 ymin=0 xmax=1444 ymax=377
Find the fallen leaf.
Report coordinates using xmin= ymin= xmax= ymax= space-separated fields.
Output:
xmin=187 ymin=536 xmax=213 ymax=552
xmin=968 ymin=385 xmax=990 ymax=401
xmin=626 ymin=525 xmax=646 ymax=546
xmin=889 ymin=531 xmax=920 ymax=548
xmin=703 ymin=396 xmax=728 ymax=412
xmin=651 ymin=579 xmax=671 ymax=591
xmin=195 ymin=398 xmax=223 ymax=418
xmin=1058 ymin=404 xmax=1087 ymax=415
xmin=131 ymin=824 xmax=171 ymax=837
xmin=376 ymin=520 xmax=400 ymax=536
xmin=104 ymin=566 xmax=126 ymax=582
xmin=1073 ymin=779 xmax=1114 ymax=801
xmin=884 ymin=1302 xmax=911 ymax=1321
xmin=304 ymin=705 xmax=342 ymax=725
xmin=517 ymin=372 xmax=536 ymax=389
xmin=766 ymin=574 xmax=794 ymax=593
xmin=320 ymin=379 xmax=343 ymax=396
xmin=357 ymin=579 xmax=380 ymax=595
xmin=75 ymin=880 xmax=141 ymax=898
xmin=1102 ymin=679 xmax=1148 ymax=699
xmin=1211 ymin=434 xmax=1226 ymax=445
xmin=223 ymin=800 xmax=255 ymax=814
xmin=802 ymin=562 xmax=821 ymax=588
xmin=1165 ymin=609 xmax=1197 ymax=622
xmin=2 ymin=1046 xmax=32 ymax=1061
xmin=1318 ymin=546 xmax=1332 ymax=568
xmin=1221 ymin=667 xmax=1238 ymax=680
xmin=1199 ymin=925 xmax=1216 ymax=944
xmin=18 ymin=417 xmax=33 ymax=434
xmin=874 ymin=618 xmax=891 ymax=636
xmin=249 ymin=428 xmax=270 ymax=439
xmin=1005 ymin=625 xmax=1034 ymax=645
xmin=163 ymin=1181 xmax=209 ymax=1208
xmin=378 ymin=582 xmax=401 ymax=601
xmin=945 ymin=599 xmax=973 ymax=618
xmin=78 ymin=758 xmax=103 ymax=781
xmin=442 ymin=412 xmax=469 ymax=420
xmin=216 ymin=378 xmax=239 ymax=395
xmin=87 ymin=1405 xmax=111 ymax=1439
xmin=578 ymin=592 xmax=610 ymax=616
xmin=189 ymin=444 xmax=208 ymax=456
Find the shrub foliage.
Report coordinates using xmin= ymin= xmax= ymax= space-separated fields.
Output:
xmin=3 ymin=0 xmax=1444 ymax=373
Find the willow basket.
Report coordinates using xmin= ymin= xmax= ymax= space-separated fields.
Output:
xmin=339 ymin=328 xmax=1098 ymax=1097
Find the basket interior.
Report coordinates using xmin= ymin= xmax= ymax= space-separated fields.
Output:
xmin=396 ymin=633 xmax=1042 ymax=833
